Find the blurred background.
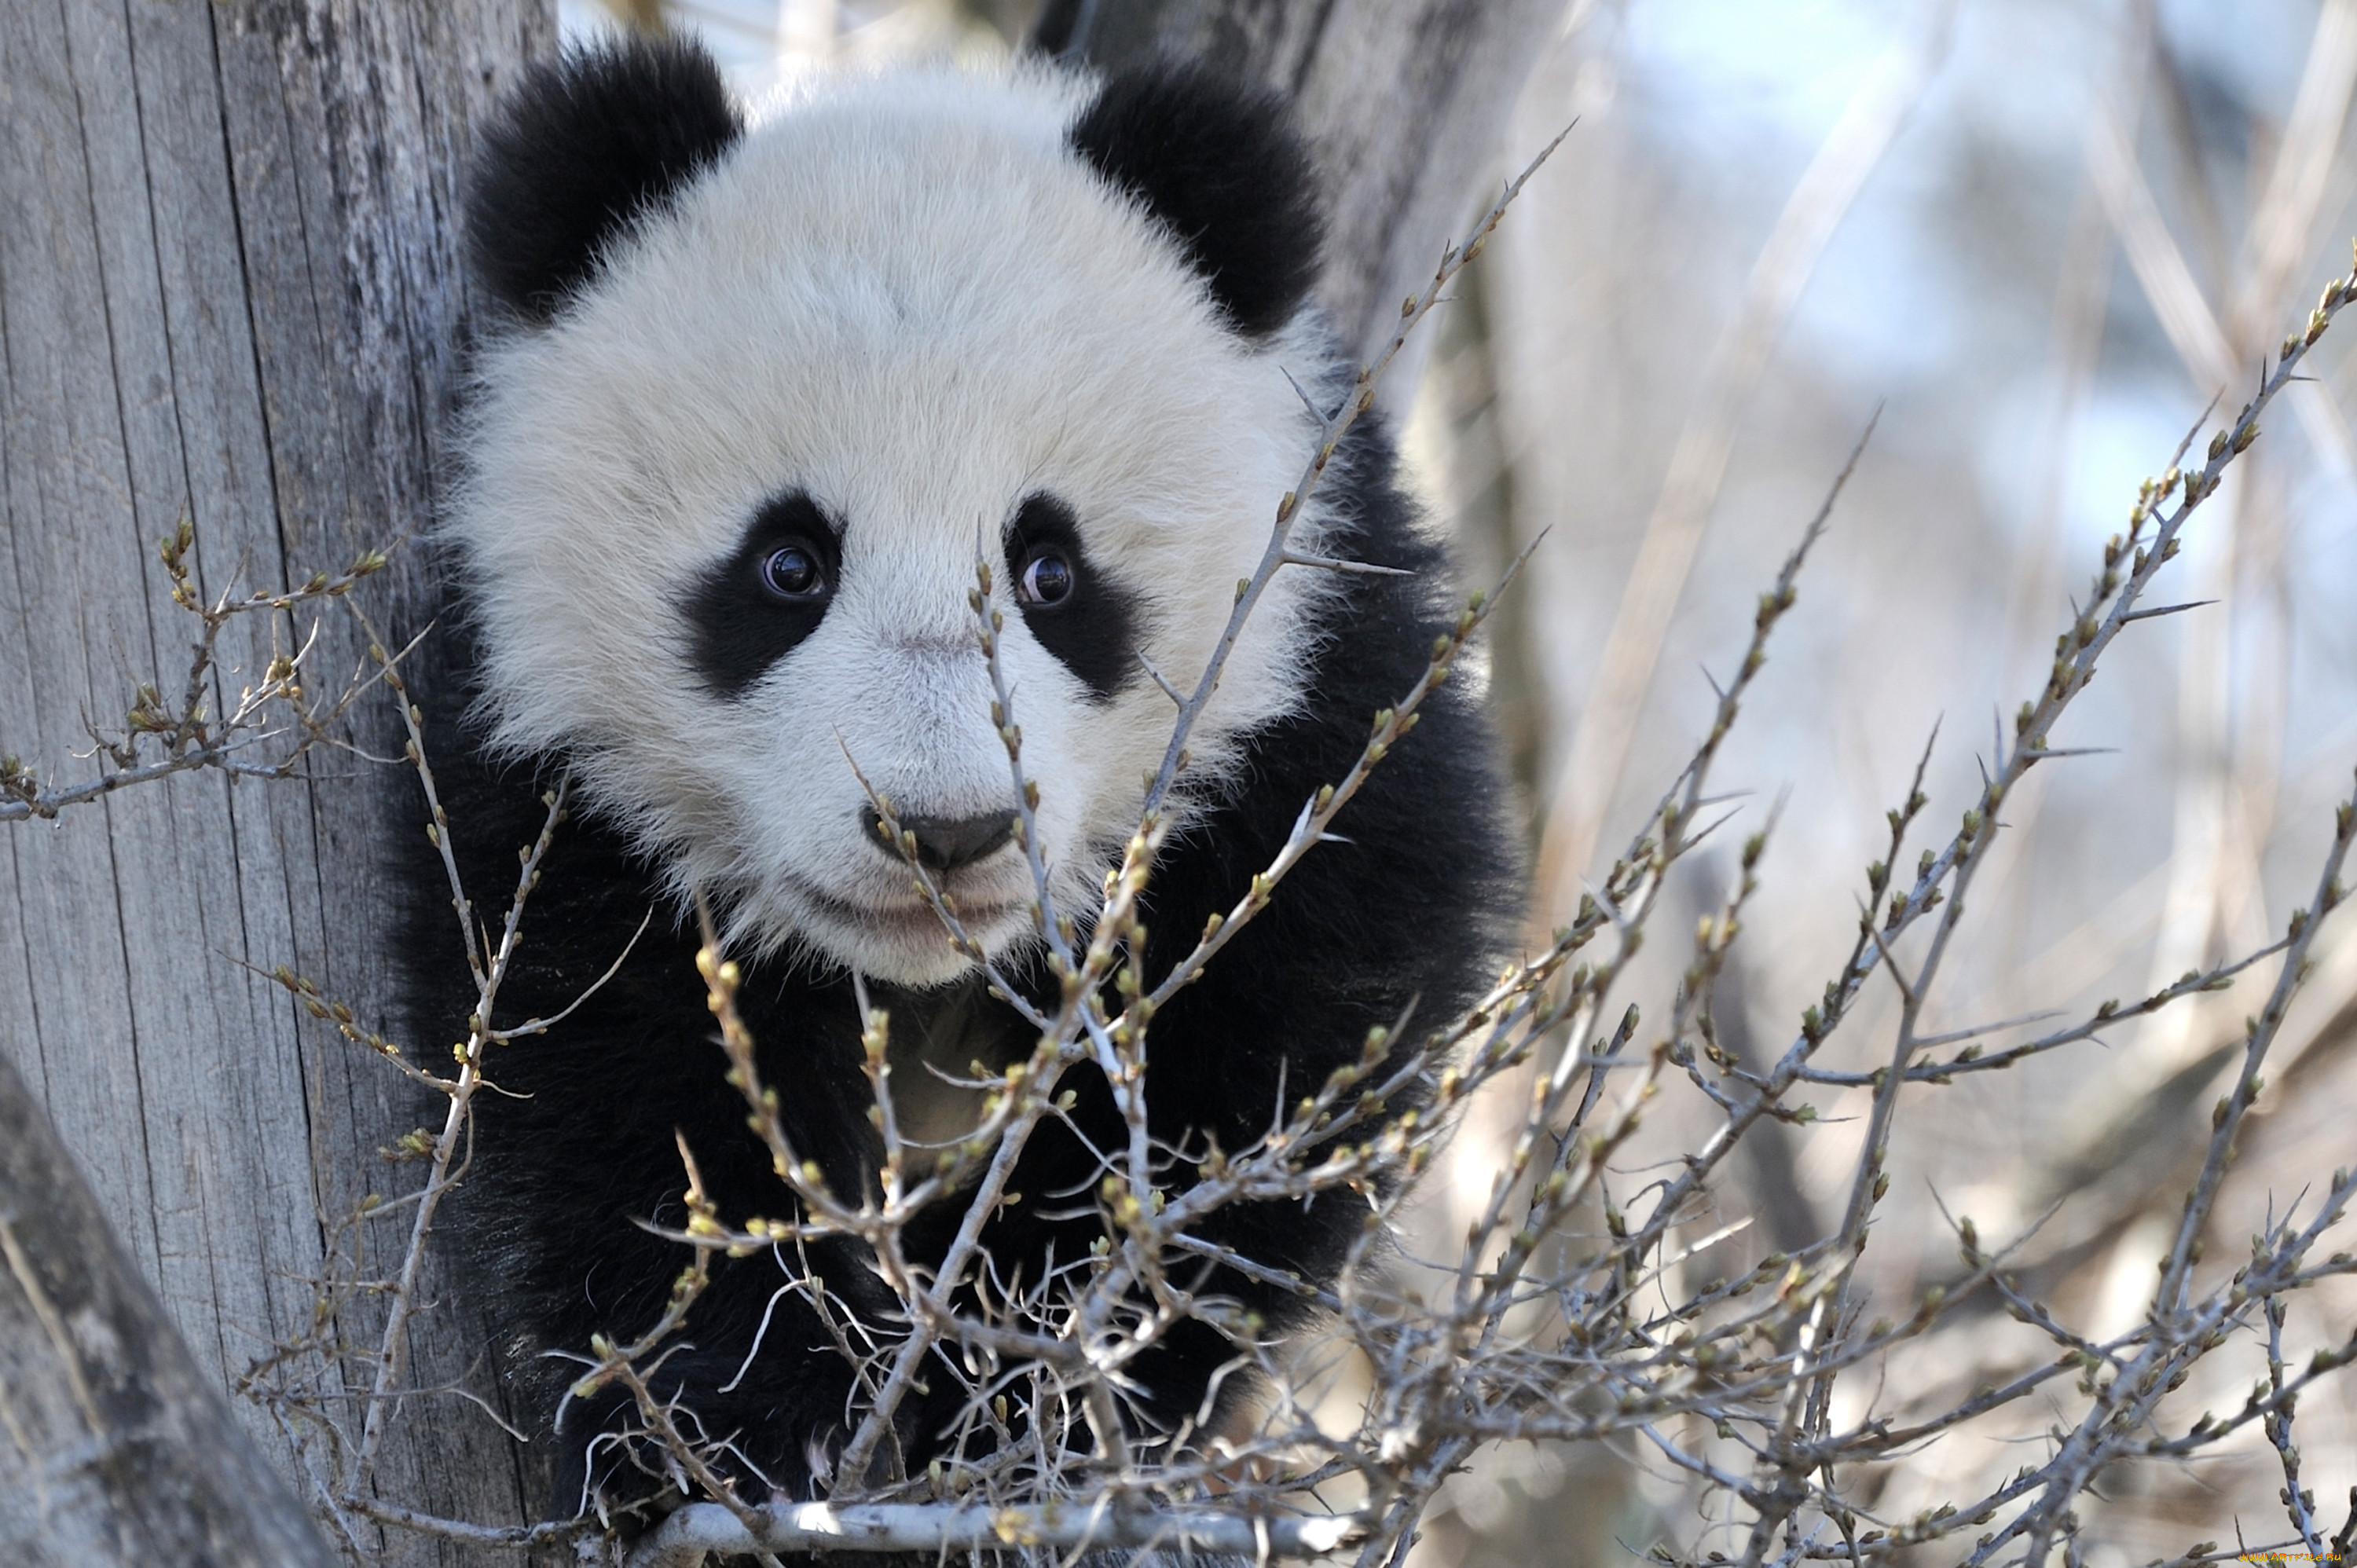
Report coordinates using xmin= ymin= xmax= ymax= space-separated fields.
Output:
xmin=567 ymin=2 xmax=2357 ymax=1562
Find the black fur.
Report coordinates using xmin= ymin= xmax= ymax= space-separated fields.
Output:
xmin=1028 ymin=0 xmax=1089 ymax=59
xmin=408 ymin=416 xmax=1514 ymax=1518
xmin=1070 ymin=63 xmax=1325 ymax=338
xmin=468 ymin=35 xmax=742 ymax=321
xmin=685 ymin=488 xmax=1138 ymax=709
xmin=416 ymin=44 xmax=1515 ymax=1537
xmin=685 ymin=492 xmax=845 ymax=700
xmin=1006 ymin=492 xmax=1139 ymax=702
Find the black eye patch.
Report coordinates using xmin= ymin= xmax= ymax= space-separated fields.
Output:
xmin=1004 ymin=493 xmax=1136 ymax=703
xmin=685 ymin=490 xmax=842 ymax=699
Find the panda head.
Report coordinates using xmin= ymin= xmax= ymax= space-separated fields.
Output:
xmin=453 ymin=36 xmax=1338 ymax=987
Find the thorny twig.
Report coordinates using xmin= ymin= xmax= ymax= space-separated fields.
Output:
xmin=0 ymin=520 xmax=389 ymax=821
xmin=34 ymin=144 xmax=2357 ymax=1568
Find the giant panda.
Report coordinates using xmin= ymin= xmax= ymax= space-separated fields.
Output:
xmin=409 ymin=31 xmax=1517 ymax=1522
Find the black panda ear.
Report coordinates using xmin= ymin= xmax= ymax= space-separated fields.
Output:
xmin=469 ymin=35 xmax=744 ymax=323
xmin=1069 ymin=62 xmax=1324 ymax=339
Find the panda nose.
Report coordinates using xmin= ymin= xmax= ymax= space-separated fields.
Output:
xmin=872 ymin=811 xmax=1017 ymax=872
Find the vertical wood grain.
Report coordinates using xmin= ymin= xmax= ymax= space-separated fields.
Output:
xmin=1 ymin=2 xmax=550 ymax=1559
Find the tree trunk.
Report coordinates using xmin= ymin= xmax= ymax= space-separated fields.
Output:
xmin=0 ymin=1 xmax=1546 ymax=1561
xmin=0 ymin=1052 xmax=335 ymax=1566
xmin=0 ymin=2 xmax=547 ymax=1563
xmin=1038 ymin=0 xmax=1564 ymax=394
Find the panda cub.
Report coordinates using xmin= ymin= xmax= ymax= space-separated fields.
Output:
xmin=418 ymin=32 xmax=1516 ymax=1514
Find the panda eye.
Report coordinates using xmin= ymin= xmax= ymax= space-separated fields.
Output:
xmin=1017 ymin=550 xmax=1074 ymax=607
xmin=759 ymin=541 xmax=827 ymax=600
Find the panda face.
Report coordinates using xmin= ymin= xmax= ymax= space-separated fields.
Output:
xmin=453 ymin=61 xmax=1337 ymax=985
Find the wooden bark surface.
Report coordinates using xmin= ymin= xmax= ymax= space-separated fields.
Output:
xmin=0 ymin=1051 xmax=335 ymax=1566
xmin=1039 ymin=0 xmax=1563 ymax=393
xmin=0 ymin=2 xmax=548 ymax=1562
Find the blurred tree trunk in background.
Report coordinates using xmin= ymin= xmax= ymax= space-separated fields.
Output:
xmin=0 ymin=3 xmax=545 ymax=1563
xmin=1038 ymin=0 xmax=1563 ymax=397
xmin=0 ymin=0 xmax=1540 ymax=1560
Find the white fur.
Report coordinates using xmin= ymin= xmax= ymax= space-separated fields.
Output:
xmin=451 ymin=62 xmax=1340 ymax=986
